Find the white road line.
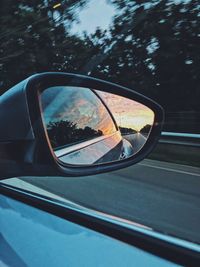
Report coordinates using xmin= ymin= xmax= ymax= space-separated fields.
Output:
xmin=139 ymin=163 xmax=200 ymax=177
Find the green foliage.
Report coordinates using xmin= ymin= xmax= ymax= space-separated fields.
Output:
xmin=119 ymin=126 xmax=137 ymax=135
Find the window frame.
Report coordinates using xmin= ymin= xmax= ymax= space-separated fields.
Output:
xmin=1 ymin=183 xmax=199 ymax=266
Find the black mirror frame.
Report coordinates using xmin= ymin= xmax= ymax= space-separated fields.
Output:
xmin=0 ymin=72 xmax=164 ymax=179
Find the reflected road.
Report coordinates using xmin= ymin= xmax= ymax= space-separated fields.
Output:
xmin=123 ymin=133 xmax=147 ymax=153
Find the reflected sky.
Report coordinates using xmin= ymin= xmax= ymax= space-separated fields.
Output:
xmin=41 ymin=86 xmax=154 ymax=136
xmin=40 ymin=86 xmax=154 ymax=160
xmin=41 ymin=86 xmax=117 ymax=137
xmin=97 ymin=91 xmax=154 ymax=131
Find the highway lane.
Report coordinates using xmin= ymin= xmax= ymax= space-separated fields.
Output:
xmin=3 ymin=159 xmax=200 ymax=244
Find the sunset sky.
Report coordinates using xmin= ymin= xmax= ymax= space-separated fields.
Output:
xmin=97 ymin=91 xmax=155 ymax=131
xmin=41 ymin=86 xmax=155 ymax=136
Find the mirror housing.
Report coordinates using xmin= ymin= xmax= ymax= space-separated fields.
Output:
xmin=0 ymin=72 xmax=164 ymax=179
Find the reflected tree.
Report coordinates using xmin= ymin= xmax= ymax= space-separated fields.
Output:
xmin=140 ymin=124 xmax=152 ymax=135
xmin=47 ymin=120 xmax=103 ymax=149
xmin=119 ymin=126 xmax=137 ymax=135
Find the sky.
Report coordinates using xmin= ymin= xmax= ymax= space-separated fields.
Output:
xmin=71 ymin=0 xmax=116 ymax=35
xmin=97 ymin=91 xmax=154 ymax=131
xmin=70 ymin=0 xmax=192 ymax=36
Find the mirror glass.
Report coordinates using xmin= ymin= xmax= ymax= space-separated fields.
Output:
xmin=40 ymin=86 xmax=154 ymax=165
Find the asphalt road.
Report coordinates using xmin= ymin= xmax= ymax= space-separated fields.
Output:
xmin=4 ymin=159 xmax=200 ymax=244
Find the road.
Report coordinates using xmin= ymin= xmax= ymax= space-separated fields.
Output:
xmin=123 ymin=133 xmax=147 ymax=153
xmin=3 ymin=159 xmax=200 ymax=244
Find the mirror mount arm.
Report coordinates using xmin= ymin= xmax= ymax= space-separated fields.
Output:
xmin=0 ymin=79 xmax=35 ymax=142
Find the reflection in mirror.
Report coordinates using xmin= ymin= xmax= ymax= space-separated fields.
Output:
xmin=40 ymin=86 xmax=154 ymax=166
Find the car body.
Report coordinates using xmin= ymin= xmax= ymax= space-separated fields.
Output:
xmin=0 ymin=192 xmax=180 ymax=267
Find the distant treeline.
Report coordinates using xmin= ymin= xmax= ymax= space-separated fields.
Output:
xmin=119 ymin=126 xmax=137 ymax=135
xmin=47 ymin=120 xmax=102 ymax=149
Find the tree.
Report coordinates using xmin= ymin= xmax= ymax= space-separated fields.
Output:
xmin=88 ymin=0 xmax=200 ymax=132
xmin=1 ymin=0 xmax=199 ymax=132
xmin=0 ymin=0 xmax=89 ymax=94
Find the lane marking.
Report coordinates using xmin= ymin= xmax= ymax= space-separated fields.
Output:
xmin=139 ymin=163 xmax=200 ymax=177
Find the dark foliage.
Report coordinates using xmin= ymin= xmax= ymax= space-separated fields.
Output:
xmin=47 ymin=120 xmax=102 ymax=148
xmin=0 ymin=0 xmax=199 ymax=132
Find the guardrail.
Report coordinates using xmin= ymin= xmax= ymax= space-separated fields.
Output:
xmin=160 ymin=132 xmax=200 ymax=147
xmin=149 ymin=132 xmax=200 ymax=167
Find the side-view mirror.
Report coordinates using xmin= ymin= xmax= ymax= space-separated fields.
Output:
xmin=0 ymin=72 xmax=164 ymax=179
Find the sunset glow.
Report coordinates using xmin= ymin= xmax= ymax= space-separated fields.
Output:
xmin=97 ymin=91 xmax=154 ymax=131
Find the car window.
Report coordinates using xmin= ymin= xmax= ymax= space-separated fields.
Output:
xmin=0 ymin=0 xmax=200 ymax=248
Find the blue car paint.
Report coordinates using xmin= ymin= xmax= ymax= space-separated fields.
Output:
xmin=0 ymin=194 xmax=178 ymax=267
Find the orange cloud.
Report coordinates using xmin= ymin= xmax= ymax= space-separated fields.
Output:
xmin=97 ymin=91 xmax=154 ymax=131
